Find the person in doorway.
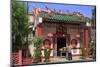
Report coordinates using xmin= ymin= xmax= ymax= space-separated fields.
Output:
xmin=67 ymin=43 xmax=73 ymax=60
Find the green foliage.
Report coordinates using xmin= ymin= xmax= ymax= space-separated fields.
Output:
xmin=89 ymin=41 xmax=95 ymax=55
xmin=32 ymin=37 xmax=43 ymax=47
xmin=33 ymin=47 xmax=42 ymax=62
xmin=32 ymin=37 xmax=43 ymax=62
xmin=44 ymin=48 xmax=51 ymax=57
xmin=81 ymin=48 xmax=85 ymax=59
xmin=12 ymin=0 xmax=30 ymax=51
xmin=44 ymin=48 xmax=51 ymax=62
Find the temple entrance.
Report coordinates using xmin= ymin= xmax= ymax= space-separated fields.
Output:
xmin=57 ymin=37 xmax=66 ymax=56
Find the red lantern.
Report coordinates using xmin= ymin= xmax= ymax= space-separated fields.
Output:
xmin=47 ymin=33 xmax=53 ymax=38
xmin=76 ymin=34 xmax=80 ymax=39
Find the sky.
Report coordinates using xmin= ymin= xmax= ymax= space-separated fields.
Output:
xmin=27 ymin=2 xmax=95 ymax=19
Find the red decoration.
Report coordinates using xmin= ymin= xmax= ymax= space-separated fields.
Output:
xmin=47 ymin=33 xmax=53 ymax=38
xmin=76 ymin=34 xmax=80 ymax=39
xmin=37 ymin=26 xmax=42 ymax=37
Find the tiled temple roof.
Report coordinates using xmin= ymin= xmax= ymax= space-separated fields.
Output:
xmin=39 ymin=13 xmax=86 ymax=23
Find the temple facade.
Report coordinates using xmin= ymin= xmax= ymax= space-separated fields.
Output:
xmin=28 ymin=8 xmax=90 ymax=61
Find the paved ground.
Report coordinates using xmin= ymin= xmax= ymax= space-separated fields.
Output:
xmin=38 ymin=56 xmax=94 ymax=64
xmin=15 ymin=56 xmax=95 ymax=66
xmin=52 ymin=56 xmax=83 ymax=62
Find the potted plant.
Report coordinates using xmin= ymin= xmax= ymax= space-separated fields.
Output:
xmin=44 ymin=47 xmax=51 ymax=62
xmin=43 ymin=39 xmax=51 ymax=63
xmin=81 ymin=48 xmax=85 ymax=59
xmin=89 ymin=41 xmax=96 ymax=59
xmin=32 ymin=37 xmax=43 ymax=63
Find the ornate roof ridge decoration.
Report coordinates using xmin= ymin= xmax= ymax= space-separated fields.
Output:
xmin=31 ymin=8 xmax=90 ymax=22
xmin=38 ymin=12 xmax=86 ymax=23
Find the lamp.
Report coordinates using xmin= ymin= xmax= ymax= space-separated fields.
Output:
xmin=76 ymin=34 xmax=80 ymax=39
xmin=47 ymin=33 xmax=53 ymax=38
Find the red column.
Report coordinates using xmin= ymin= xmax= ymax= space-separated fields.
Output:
xmin=85 ymin=30 xmax=89 ymax=60
xmin=18 ymin=50 xmax=22 ymax=65
xmin=37 ymin=25 xmax=42 ymax=37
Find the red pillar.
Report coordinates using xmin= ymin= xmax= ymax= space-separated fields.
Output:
xmin=85 ymin=30 xmax=89 ymax=60
xmin=37 ymin=25 xmax=42 ymax=37
xmin=18 ymin=50 xmax=22 ymax=65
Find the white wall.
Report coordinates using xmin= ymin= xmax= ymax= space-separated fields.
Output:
xmin=28 ymin=15 xmax=34 ymax=23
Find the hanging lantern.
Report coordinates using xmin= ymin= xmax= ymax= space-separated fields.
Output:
xmin=76 ymin=34 xmax=80 ymax=39
xmin=47 ymin=33 xmax=53 ymax=38
xmin=63 ymin=34 xmax=66 ymax=38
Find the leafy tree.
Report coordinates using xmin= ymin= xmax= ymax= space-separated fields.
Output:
xmin=12 ymin=0 xmax=31 ymax=52
xmin=32 ymin=37 xmax=43 ymax=62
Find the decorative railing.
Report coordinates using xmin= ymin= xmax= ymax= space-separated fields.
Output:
xmin=12 ymin=50 xmax=22 ymax=65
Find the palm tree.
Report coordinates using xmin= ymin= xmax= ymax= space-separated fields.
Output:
xmin=12 ymin=0 xmax=31 ymax=54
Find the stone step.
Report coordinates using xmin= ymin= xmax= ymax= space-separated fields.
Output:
xmin=23 ymin=58 xmax=33 ymax=65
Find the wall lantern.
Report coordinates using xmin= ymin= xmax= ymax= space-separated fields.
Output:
xmin=47 ymin=33 xmax=53 ymax=38
xmin=76 ymin=34 xmax=80 ymax=39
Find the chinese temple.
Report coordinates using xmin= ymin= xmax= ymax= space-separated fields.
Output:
xmin=30 ymin=8 xmax=90 ymax=61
